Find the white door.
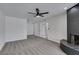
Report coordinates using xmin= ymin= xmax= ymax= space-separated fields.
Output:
xmin=40 ymin=22 xmax=48 ymax=38
xmin=34 ymin=22 xmax=40 ymax=36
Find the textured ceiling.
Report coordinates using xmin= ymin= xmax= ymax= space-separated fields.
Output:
xmin=0 ymin=3 xmax=76 ymax=19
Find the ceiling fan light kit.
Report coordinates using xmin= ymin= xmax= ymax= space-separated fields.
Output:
xmin=36 ymin=15 xmax=40 ymax=18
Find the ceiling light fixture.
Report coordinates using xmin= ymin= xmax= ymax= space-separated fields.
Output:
xmin=64 ymin=7 xmax=68 ymax=10
xmin=36 ymin=15 xmax=40 ymax=18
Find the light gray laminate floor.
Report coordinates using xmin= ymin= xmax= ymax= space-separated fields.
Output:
xmin=0 ymin=35 xmax=66 ymax=55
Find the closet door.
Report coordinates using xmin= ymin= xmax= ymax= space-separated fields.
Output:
xmin=40 ymin=22 xmax=47 ymax=38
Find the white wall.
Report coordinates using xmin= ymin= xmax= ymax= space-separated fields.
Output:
xmin=0 ymin=10 xmax=5 ymax=43
xmin=5 ymin=16 xmax=27 ymax=42
xmin=27 ymin=22 xmax=33 ymax=35
xmin=0 ymin=10 xmax=5 ymax=50
xmin=47 ymin=12 xmax=67 ymax=43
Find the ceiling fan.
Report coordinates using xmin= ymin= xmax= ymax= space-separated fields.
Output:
xmin=28 ymin=8 xmax=49 ymax=17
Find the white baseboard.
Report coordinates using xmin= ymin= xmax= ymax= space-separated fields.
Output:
xmin=47 ymin=39 xmax=60 ymax=44
xmin=5 ymin=38 xmax=27 ymax=43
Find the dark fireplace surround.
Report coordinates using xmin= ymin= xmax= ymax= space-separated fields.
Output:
xmin=67 ymin=3 xmax=79 ymax=45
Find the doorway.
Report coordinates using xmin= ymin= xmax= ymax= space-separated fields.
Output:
xmin=33 ymin=20 xmax=48 ymax=38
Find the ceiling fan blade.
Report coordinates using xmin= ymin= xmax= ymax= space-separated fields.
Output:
xmin=28 ymin=12 xmax=36 ymax=14
xmin=40 ymin=12 xmax=49 ymax=14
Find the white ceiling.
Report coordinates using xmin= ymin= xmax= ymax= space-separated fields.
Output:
xmin=0 ymin=3 xmax=76 ymax=19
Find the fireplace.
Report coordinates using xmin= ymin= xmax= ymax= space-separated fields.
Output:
xmin=60 ymin=4 xmax=79 ymax=55
xmin=70 ymin=35 xmax=79 ymax=45
xmin=60 ymin=34 xmax=79 ymax=55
